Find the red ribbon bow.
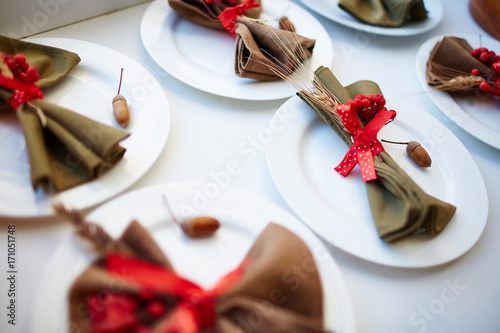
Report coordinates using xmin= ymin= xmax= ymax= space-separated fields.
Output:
xmin=217 ymin=0 xmax=260 ymax=36
xmin=89 ymin=252 xmax=248 ymax=333
xmin=0 ymin=75 xmax=43 ymax=110
xmin=334 ymin=103 xmax=396 ymax=182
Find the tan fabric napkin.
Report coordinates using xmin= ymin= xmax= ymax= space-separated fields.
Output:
xmin=168 ymin=0 xmax=262 ymax=30
xmin=234 ymin=16 xmax=316 ymax=80
xmin=338 ymin=0 xmax=428 ymax=27
xmin=298 ymin=66 xmax=456 ymax=242
xmin=68 ymin=221 xmax=327 ymax=332
xmin=426 ymin=36 xmax=496 ymax=95
xmin=0 ymin=36 xmax=129 ymax=192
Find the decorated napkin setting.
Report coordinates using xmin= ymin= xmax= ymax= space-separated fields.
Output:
xmin=55 ymin=206 xmax=329 ymax=333
xmin=338 ymin=0 xmax=428 ymax=27
xmin=426 ymin=36 xmax=500 ymax=97
xmin=0 ymin=36 xmax=129 ymax=193
xmin=167 ymin=0 xmax=316 ymax=80
xmin=271 ymin=62 xmax=456 ymax=242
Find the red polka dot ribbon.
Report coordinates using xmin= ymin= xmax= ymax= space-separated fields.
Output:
xmin=88 ymin=252 xmax=248 ymax=333
xmin=0 ymin=75 xmax=43 ymax=110
xmin=217 ymin=0 xmax=260 ymax=36
xmin=334 ymin=103 xmax=396 ymax=182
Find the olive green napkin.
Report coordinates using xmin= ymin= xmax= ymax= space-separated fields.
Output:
xmin=168 ymin=0 xmax=262 ymax=30
xmin=0 ymin=36 xmax=129 ymax=192
xmin=299 ymin=66 xmax=456 ymax=242
xmin=426 ymin=36 xmax=495 ymax=95
xmin=234 ymin=16 xmax=316 ymax=80
xmin=338 ymin=0 xmax=428 ymax=27
xmin=68 ymin=221 xmax=326 ymax=332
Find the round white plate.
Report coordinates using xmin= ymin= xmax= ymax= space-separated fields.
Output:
xmin=0 ymin=38 xmax=170 ymax=217
xmin=266 ymin=95 xmax=488 ymax=268
xmin=140 ymin=0 xmax=333 ymax=100
xmin=416 ymin=33 xmax=500 ymax=150
xmin=296 ymin=0 xmax=443 ymax=36
xmin=31 ymin=183 xmax=356 ymax=332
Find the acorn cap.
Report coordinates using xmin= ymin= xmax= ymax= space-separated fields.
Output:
xmin=112 ymin=94 xmax=126 ymax=103
xmin=406 ymin=141 xmax=420 ymax=155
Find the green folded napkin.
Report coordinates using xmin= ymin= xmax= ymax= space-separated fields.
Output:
xmin=338 ymin=0 xmax=428 ymax=27
xmin=298 ymin=66 xmax=456 ymax=242
xmin=0 ymin=36 xmax=129 ymax=192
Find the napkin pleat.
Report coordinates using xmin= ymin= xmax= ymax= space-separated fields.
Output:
xmin=234 ymin=17 xmax=316 ymax=80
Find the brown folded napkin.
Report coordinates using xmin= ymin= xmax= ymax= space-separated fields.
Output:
xmin=338 ymin=0 xmax=428 ymax=27
xmin=234 ymin=16 xmax=316 ymax=80
xmin=298 ymin=66 xmax=456 ymax=242
xmin=65 ymin=216 xmax=327 ymax=332
xmin=168 ymin=0 xmax=262 ymax=30
xmin=426 ymin=36 xmax=497 ymax=95
xmin=0 ymin=36 xmax=129 ymax=192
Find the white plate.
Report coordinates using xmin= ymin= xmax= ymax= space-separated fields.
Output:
xmin=416 ymin=33 xmax=500 ymax=150
xmin=0 ymin=38 xmax=170 ymax=217
xmin=31 ymin=183 xmax=356 ymax=332
xmin=140 ymin=0 xmax=333 ymax=100
xmin=296 ymin=0 xmax=443 ymax=36
xmin=266 ymin=95 xmax=488 ymax=268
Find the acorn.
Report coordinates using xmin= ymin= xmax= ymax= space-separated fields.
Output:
xmin=278 ymin=16 xmax=295 ymax=32
xmin=162 ymin=195 xmax=220 ymax=238
xmin=406 ymin=141 xmax=432 ymax=168
xmin=382 ymin=140 xmax=432 ymax=168
xmin=112 ymin=68 xmax=130 ymax=128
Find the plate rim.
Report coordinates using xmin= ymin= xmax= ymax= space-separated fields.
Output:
xmin=0 ymin=37 xmax=171 ymax=218
xmin=266 ymin=94 xmax=488 ymax=268
xmin=139 ymin=0 xmax=334 ymax=101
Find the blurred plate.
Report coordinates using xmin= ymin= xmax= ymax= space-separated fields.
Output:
xmin=0 ymin=38 xmax=170 ymax=217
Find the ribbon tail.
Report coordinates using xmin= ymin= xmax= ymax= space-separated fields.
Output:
xmin=334 ymin=146 xmax=357 ymax=177
xmin=356 ymin=147 xmax=377 ymax=182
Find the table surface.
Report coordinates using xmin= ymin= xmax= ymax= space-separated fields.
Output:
xmin=1 ymin=0 xmax=499 ymax=332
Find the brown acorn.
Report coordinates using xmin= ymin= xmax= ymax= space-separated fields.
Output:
xmin=279 ymin=16 xmax=296 ymax=32
xmin=406 ymin=141 xmax=432 ymax=168
xmin=162 ymin=195 xmax=220 ymax=238
xmin=382 ymin=139 xmax=432 ymax=168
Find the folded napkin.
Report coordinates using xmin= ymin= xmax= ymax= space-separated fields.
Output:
xmin=426 ymin=36 xmax=498 ymax=95
xmin=298 ymin=66 xmax=456 ymax=242
xmin=66 ymin=218 xmax=327 ymax=332
xmin=0 ymin=36 xmax=129 ymax=192
xmin=338 ymin=0 xmax=428 ymax=27
xmin=234 ymin=16 xmax=316 ymax=80
xmin=168 ymin=0 xmax=262 ymax=30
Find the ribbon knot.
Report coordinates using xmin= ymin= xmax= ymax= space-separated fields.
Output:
xmin=0 ymin=75 xmax=43 ymax=110
xmin=334 ymin=103 xmax=396 ymax=182
xmin=96 ymin=252 xmax=248 ymax=333
xmin=218 ymin=0 xmax=260 ymax=36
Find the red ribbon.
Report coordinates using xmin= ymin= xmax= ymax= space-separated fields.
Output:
xmin=334 ymin=103 xmax=396 ymax=182
xmin=90 ymin=252 xmax=248 ymax=333
xmin=218 ymin=0 xmax=260 ymax=36
xmin=0 ymin=74 xmax=43 ymax=110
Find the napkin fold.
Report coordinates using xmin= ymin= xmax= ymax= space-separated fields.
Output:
xmin=338 ymin=0 xmax=428 ymax=27
xmin=426 ymin=36 xmax=496 ymax=95
xmin=0 ymin=36 xmax=129 ymax=192
xmin=68 ymin=221 xmax=327 ymax=332
xmin=234 ymin=16 xmax=316 ymax=80
xmin=299 ymin=66 xmax=456 ymax=242
xmin=168 ymin=0 xmax=262 ymax=30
